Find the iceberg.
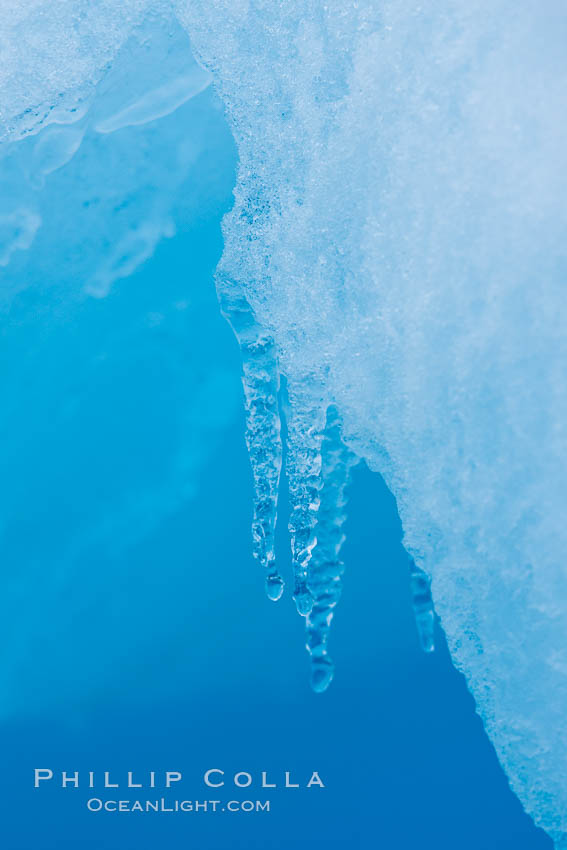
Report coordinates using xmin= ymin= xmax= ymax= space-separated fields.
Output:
xmin=1 ymin=1 xmax=566 ymax=846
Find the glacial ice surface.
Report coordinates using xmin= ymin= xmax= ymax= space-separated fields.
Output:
xmin=0 ymin=9 xmax=239 ymax=713
xmin=1 ymin=2 xmax=567 ymax=846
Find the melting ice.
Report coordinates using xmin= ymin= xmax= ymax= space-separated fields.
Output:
xmin=1 ymin=2 xmax=567 ymax=847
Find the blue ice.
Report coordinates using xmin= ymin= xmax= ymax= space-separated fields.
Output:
xmin=0 ymin=3 xmax=566 ymax=847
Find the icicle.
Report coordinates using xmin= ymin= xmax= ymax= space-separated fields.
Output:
xmin=305 ymin=406 xmax=355 ymax=692
xmin=217 ymin=276 xmax=284 ymax=602
xmin=284 ymin=381 xmax=328 ymax=617
xmin=410 ymin=562 xmax=435 ymax=652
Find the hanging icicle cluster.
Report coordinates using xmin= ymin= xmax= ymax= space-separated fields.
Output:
xmin=220 ymin=271 xmax=434 ymax=691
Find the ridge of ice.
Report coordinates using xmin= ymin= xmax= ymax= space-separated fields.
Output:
xmin=93 ymin=68 xmax=211 ymax=134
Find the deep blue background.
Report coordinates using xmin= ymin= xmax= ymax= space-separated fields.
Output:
xmin=0 ymin=102 xmax=552 ymax=849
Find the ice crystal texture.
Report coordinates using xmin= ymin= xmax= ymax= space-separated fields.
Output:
xmin=1 ymin=2 xmax=566 ymax=846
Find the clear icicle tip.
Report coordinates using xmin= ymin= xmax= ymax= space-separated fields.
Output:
xmin=311 ymin=656 xmax=334 ymax=694
xmin=293 ymin=585 xmax=314 ymax=616
xmin=265 ymin=573 xmax=285 ymax=601
xmin=410 ymin=568 xmax=435 ymax=652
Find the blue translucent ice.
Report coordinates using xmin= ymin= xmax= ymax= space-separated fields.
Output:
xmin=1 ymin=3 xmax=566 ymax=847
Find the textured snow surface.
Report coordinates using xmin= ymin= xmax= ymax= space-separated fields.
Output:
xmin=181 ymin=3 xmax=567 ymax=843
xmin=1 ymin=2 xmax=567 ymax=846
